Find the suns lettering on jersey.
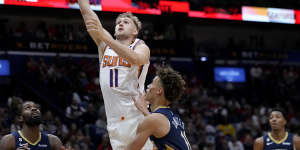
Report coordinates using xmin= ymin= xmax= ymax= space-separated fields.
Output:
xmin=102 ymin=55 xmax=131 ymax=68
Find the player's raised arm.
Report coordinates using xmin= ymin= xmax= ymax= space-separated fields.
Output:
xmin=78 ymin=0 xmax=110 ymax=63
xmin=78 ymin=0 xmax=104 ymax=45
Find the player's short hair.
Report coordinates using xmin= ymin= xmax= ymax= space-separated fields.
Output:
xmin=270 ymin=107 xmax=287 ymax=121
xmin=156 ymin=66 xmax=186 ymax=102
xmin=116 ymin=12 xmax=142 ymax=33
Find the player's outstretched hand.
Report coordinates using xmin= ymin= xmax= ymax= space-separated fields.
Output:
xmin=132 ymin=91 xmax=150 ymax=116
xmin=16 ymin=143 xmax=30 ymax=150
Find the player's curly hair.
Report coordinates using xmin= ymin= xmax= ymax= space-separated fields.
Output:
xmin=156 ymin=66 xmax=186 ymax=102
xmin=116 ymin=12 xmax=142 ymax=33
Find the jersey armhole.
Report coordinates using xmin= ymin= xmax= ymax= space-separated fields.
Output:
xmin=152 ymin=112 xmax=171 ymax=139
xmin=262 ymin=134 xmax=267 ymax=150
xmin=132 ymin=39 xmax=144 ymax=51
xmin=103 ymin=45 xmax=108 ymax=52
xmin=99 ymin=45 xmax=109 ymax=65
xmin=11 ymin=132 xmax=18 ymax=149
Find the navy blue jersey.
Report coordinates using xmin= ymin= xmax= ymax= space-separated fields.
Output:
xmin=263 ymin=132 xmax=294 ymax=150
xmin=12 ymin=130 xmax=51 ymax=150
xmin=150 ymin=107 xmax=191 ymax=150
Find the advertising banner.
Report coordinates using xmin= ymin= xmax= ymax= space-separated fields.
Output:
xmin=242 ymin=6 xmax=296 ymax=24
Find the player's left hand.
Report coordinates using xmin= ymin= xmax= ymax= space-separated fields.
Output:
xmin=132 ymin=91 xmax=150 ymax=116
xmin=85 ymin=17 xmax=105 ymax=40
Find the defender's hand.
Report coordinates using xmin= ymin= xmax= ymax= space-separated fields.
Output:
xmin=132 ymin=92 xmax=150 ymax=116
xmin=16 ymin=143 xmax=30 ymax=150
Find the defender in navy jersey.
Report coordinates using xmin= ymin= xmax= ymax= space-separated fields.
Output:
xmin=126 ymin=66 xmax=192 ymax=150
xmin=0 ymin=101 xmax=71 ymax=150
xmin=254 ymin=107 xmax=300 ymax=150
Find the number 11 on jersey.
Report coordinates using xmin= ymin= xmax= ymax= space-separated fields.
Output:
xmin=110 ymin=69 xmax=118 ymax=87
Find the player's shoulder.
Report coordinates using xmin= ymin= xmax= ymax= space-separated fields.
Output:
xmin=47 ymin=134 xmax=60 ymax=141
xmin=149 ymin=112 xmax=167 ymax=119
xmin=155 ymin=107 xmax=176 ymax=117
xmin=293 ymin=134 xmax=300 ymax=144
xmin=144 ymin=113 xmax=169 ymax=125
xmin=134 ymin=39 xmax=149 ymax=49
xmin=47 ymin=134 xmax=65 ymax=150
xmin=0 ymin=134 xmax=15 ymax=149
xmin=136 ymin=38 xmax=146 ymax=45
xmin=48 ymin=134 xmax=62 ymax=146
xmin=1 ymin=133 xmax=15 ymax=141
xmin=139 ymin=113 xmax=169 ymax=133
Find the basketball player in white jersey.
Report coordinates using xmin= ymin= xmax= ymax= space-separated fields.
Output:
xmin=78 ymin=0 xmax=153 ymax=149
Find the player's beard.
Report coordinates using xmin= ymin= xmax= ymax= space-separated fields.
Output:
xmin=24 ymin=115 xmax=42 ymax=126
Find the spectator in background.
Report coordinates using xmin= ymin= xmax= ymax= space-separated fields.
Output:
xmin=82 ymin=103 xmax=98 ymax=136
xmin=0 ymin=107 xmax=10 ymax=137
xmin=54 ymin=116 xmax=69 ymax=142
xmin=217 ymin=117 xmax=236 ymax=138
xmin=228 ymin=135 xmax=244 ymax=150
xmin=205 ymin=120 xmax=216 ymax=146
xmin=216 ymin=134 xmax=229 ymax=150
xmin=242 ymin=133 xmax=253 ymax=150
xmin=203 ymin=144 xmax=214 ymax=150
xmin=7 ymin=97 xmax=23 ymax=129
xmin=42 ymin=110 xmax=57 ymax=134
xmin=250 ymin=64 xmax=263 ymax=79
xmin=65 ymin=97 xmax=86 ymax=121
xmin=10 ymin=117 xmax=21 ymax=132
xmin=35 ymin=21 xmax=47 ymax=40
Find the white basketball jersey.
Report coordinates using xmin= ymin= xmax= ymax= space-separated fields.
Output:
xmin=99 ymin=38 xmax=149 ymax=123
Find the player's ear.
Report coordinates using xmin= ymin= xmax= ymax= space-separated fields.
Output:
xmin=16 ymin=108 xmax=24 ymax=123
xmin=157 ymin=87 xmax=163 ymax=95
xmin=133 ymin=28 xmax=138 ymax=36
xmin=17 ymin=115 xmax=24 ymax=123
xmin=283 ymin=118 xmax=287 ymax=126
